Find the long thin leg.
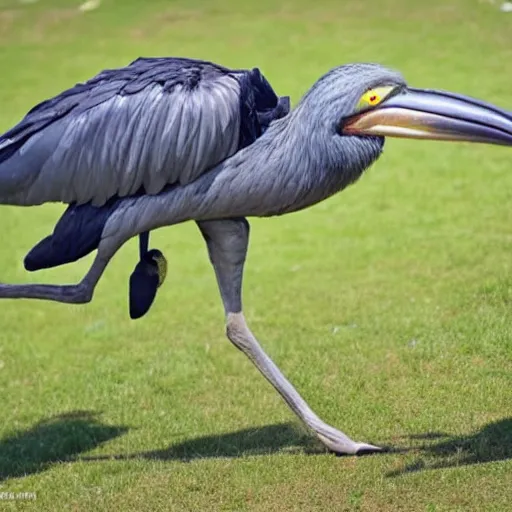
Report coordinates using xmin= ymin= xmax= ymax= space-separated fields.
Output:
xmin=0 ymin=235 xmax=123 ymax=304
xmin=197 ymin=218 xmax=381 ymax=455
xmin=139 ymin=231 xmax=149 ymax=258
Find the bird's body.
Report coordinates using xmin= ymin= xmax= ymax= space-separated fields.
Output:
xmin=5 ymin=58 xmax=394 ymax=273
xmin=6 ymin=57 xmax=289 ymax=273
xmin=1 ymin=56 xmax=511 ymax=455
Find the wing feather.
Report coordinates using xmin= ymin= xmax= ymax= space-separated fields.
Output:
xmin=0 ymin=57 xmax=290 ymax=207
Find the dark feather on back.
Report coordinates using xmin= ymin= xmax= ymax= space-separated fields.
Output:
xmin=22 ymin=57 xmax=289 ymax=272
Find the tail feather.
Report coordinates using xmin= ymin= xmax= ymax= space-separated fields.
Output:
xmin=24 ymin=197 xmax=122 ymax=271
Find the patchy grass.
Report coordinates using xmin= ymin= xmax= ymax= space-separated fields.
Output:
xmin=0 ymin=0 xmax=511 ymax=510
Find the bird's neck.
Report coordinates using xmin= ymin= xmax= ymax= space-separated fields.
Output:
xmin=196 ymin=111 xmax=384 ymax=217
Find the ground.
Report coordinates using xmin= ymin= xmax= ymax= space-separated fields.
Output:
xmin=0 ymin=0 xmax=511 ymax=510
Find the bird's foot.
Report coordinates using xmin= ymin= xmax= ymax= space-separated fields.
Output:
xmin=316 ymin=431 xmax=383 ymax=456
xmin=128 ymin=248 xmax=167 ymax=319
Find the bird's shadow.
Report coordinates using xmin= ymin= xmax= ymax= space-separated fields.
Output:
xmin=80 ymin=418 xmax=512 ymax=474
xmin=385 ymin=417 xmax=512 ymax=477
xmin=0 ymin=410 xmax=128 ymax=481
xmin=1 ymin=413 xmax=510 ymax=481
xmin=81 ymin=422 xmax=320 ymax=464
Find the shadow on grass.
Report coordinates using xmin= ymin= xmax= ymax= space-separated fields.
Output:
xmin=79 ymin=418 xmax=512 ymax=471
xmin=386 ymin=417 xmax=512 ymax=477
xmin=79 ymin=418 xmax=512 ymax=469
xmin=81 ymin=422 xmax=320 ymax=463
xmin=0 ymin=410 xmax=128 ymax=481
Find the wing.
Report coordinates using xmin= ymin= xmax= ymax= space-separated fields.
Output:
xmin=0 ymin=57 xmax=289 ymax=207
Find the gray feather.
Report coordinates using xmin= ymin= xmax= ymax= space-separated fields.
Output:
xmin=0 ymin=63 xmax=242 ymax=207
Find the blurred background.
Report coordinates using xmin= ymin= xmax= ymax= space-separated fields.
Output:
xmin=0 ymin=1 xmax=511 ymax=510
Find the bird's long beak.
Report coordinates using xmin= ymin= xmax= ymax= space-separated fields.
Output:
xmin=343 ymin=88 xmax=512 ymax=146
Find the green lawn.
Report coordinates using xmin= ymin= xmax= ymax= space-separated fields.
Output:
xmin=0 ymin=0 xmax=511 ymax=510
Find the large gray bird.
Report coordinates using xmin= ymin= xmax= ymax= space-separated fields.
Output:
xmin=0 ymin=57 xmax=511 ymax=455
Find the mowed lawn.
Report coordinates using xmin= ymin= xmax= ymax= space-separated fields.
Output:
xmin=0 ymin=0 xmax=511 ymax=510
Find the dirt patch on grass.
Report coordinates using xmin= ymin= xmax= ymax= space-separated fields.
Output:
xmin=33 ymin=8 xmax=79 ymax=38
xmin=0 ymin=6 xmax=80 ymax=45
xmin=128 ymin=8 xmax=205 ymax=40
xmin=0 ymin=9 xmax=20 ymax=36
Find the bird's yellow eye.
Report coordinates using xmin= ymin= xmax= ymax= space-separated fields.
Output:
xmin=356 ymin=86 xmax=395 ymax=112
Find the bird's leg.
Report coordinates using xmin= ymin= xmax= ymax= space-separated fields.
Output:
xmin=139 ymin=231 xmax=150 ymax=257
xmin=0 ymin=237 xmax=119 ymax=304
xmin=197 ymin=218 xmax=381 ymax=455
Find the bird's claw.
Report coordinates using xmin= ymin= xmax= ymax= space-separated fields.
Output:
xmin=329 ymin=442 xmax=383 ymax=457
xmin=328 ymin=441 xmax=383 ymax=457
xmin=317 ymin=432 xmax=383 ymax=456
xmin=352 ymin=441 xmax=385 ymax=456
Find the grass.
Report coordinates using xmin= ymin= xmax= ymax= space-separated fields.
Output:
xmin=0 ymin=0 xmax=511 ymax=510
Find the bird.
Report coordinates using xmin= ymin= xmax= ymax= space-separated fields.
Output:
xmin=0 ymin=56 xmax=511 ymax=455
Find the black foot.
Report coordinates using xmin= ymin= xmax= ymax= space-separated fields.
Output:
xmin=129 ymin=249 xmax=167 ymax=319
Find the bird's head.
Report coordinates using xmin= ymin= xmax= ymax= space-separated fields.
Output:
xmin=300 ymin=62 xmax=512 ymax=148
